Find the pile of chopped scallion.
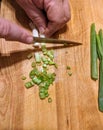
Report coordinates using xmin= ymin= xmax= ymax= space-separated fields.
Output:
xmin=23 ymin=44 xmax=57 ymax=101
xmin=21 ymin=43 xmax=72 ymax=102
xmin=22 ymin=32 xmax=72 ymax=102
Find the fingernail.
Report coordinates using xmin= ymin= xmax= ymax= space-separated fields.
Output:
xmin=26 ymin=36 xmax=33 ymax=44
xmin=39 ymin=27 xmax=45 ymax=34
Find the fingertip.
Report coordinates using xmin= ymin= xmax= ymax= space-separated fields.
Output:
xmin=26 ymin=36 xmax=33 ymax=44
xmin=44 ymin=28 xmax=50 ymax=37
xmin=38 ymin=27 xmax=45 ymax=34
xmin=44 ymin=28 xmax=53 ymax=37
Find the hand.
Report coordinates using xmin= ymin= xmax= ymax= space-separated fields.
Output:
xmin=16 ymin=0 xmax=71 ymax=37
xmin=0 ymin=18 xmax=33 ymax=44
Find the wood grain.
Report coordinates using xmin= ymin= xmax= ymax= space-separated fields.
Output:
xmin=0 ymin=0 xmax=103 ymax=130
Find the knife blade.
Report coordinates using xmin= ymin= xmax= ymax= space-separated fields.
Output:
xmin=33 ymin=36 xmax=82 ymax=46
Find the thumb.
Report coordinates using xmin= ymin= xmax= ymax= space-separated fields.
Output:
xmin=0 ymin=18 xmax=33 ymax=44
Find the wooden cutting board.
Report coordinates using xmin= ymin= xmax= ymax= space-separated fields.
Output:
xmin=0 ymin=0 xmax=103 ymax=130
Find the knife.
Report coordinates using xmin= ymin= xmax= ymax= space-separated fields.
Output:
xmin=33 ymin=36 xmax=82 ymax=46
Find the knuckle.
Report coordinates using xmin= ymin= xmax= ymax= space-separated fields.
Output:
xmin=20 ymin=32 xmax=27 ymax=41
xmin=64 ymin=15 xmax=71 ymax=23
xmin=29 ymin=15 xmax=43 ymax=27
xmin=53 ymin=14 xmax=71 ymax=25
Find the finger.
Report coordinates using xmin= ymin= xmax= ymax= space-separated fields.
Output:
xmin=26 ymin=8 xmax=47 ymax=34
xmin=44 ymin=0 xmax=71 ymax=37
xmin=0 ymin=18 xmax=33 ymax=44
xmin=44 ymin=22 xmax=64 ymax=37
xmin=16 ymin=0 xmax=47 ymax=34
xmin=63 ymin=0 xmax=71 ymax=20
xmin=32 ymin=0 xmax=44 ymax=10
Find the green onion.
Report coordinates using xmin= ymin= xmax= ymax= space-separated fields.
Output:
xmin=67 ymin=66 xmax=71 ymax=70
xmin=25 ymin=81 xmax=34 ymax=88
xmin=41 ymin=44 xmax=47 ymax=54
xmin=39 ymin=92 xmax=46 ymax=99
xmin=48 ymin=97 xmax=52 ymax=103
xmin=47 ymin=50 xmax=54 ymax=60
xmin=98 ymin=60 xmax=103 ymax=112
xmin=32 ymin=77 xmax=42 ymax=85
xmin=68 ymin=72 xmax=72 ymax=76
xmin=45 ymin=93 xmax=49 ymax=97
xmin=29 ymin=68 xmax=39 ymax=78
xmin=24 ymin=41 xmax=57 ymax=101
xmin=99 ymin=29 xmax=103 ymax=49
xmin=54 ymin=63 xmax=58 ymax=69
xmin=31 ymin=62 xmax=36 ymax=68
xmin=48 ymin=61 xmax=55 ymax=65
xmin=35 ymin=53 xmax=41 ymax=63
xmin=21 ymin=76 xmax=26 ymax=80
xmin=96 ymin=32 xmax=103 ymax=112
xmin=90 ymin=23 xmax=98 ymax=80
xmin=42 ymin=57 xmax=48 ymax=63
xmin=39 ymin=87 xmax=46 ymax=93
xmin=43 ymin=64 xmax=47 ymax=68
xmin=96 ymin=34 xmax=103 ymax=59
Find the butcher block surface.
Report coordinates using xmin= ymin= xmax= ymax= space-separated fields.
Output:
xmin=1 ymin=0 xmax=103 ymax=130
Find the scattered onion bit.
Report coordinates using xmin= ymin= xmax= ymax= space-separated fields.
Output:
xmin=21 ymin=76 xmax=26 ymax=80
xmin=48 ymin=97 xmax=52 ymax=103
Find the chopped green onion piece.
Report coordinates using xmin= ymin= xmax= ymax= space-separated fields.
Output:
xmin=39 ymin=92 xmax=46 ymax=99
xmin=54 ymin=63 xmax=58 ymax=69
xmin=67 ymin=66 xmax=71 ymax=70
xmin=48 ymin=97 xmax=52 ymax=103
xmin=39 ymin=87 xmax=45 ymax=93
xmin=52 ymin=73 xmax=56 ymax=76
xmin=41 ymin=45 xmax=47 ymax=53
xmin=31 ymin=62 xmax=36 ymax=68
xmin=25 ymin=81 xmax=34 ymax=88
xmin=41 ymin=44 xmax=46 ymax=49
xmin=44 ymin=61 xmax=49 ymax=65
xmin=45 ymin=93 xmax=49 ymax=97
xmin=42 ymin=57 xmax=48 ymax=63
xmin=35 ymin=53 xmax=41 ymax=63
xmin=27 ymin=53 xmax=33 ymax=59
xmin=43 ymin=51 xmax=47 ymax=55
xmin=47 ymin=50 xmax=54 ymax=60
xmin=49 ymin=50 xmax=54 ymax=55
xmin=43 ymin=64 xmax=47 ymax=68
xmin=44 ymin=89 xmax=48 ymax=94
xmin=68 ymin=72 xmax=72 ymax=76
xmin=32 ymin=77 xmax=42 ymax=85
xmin=48 ymin=60 xmax=55 ymax=65
xmin=21 ymin=76 xmax=26 ymax=80
xmin=29 ymin=68 xmax=39 ymax=78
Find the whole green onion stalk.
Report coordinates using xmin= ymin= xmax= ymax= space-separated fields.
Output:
xmin=96 ymin=31 xmax=103 ymax=112
xmin=90 ymin=23 xmax=98 ymax=80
